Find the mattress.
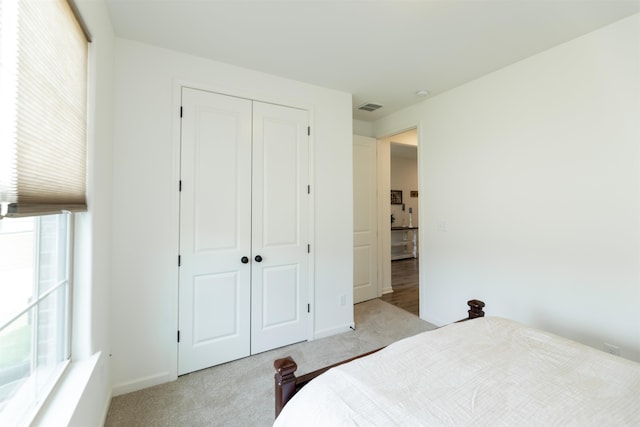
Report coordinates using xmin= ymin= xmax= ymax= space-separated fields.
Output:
xmin=274 ymin=316 xmax=640 ymax=426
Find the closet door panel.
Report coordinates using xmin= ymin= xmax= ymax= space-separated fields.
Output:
xmin=260 ymin=264 xmax=299 ymax=327
xmin=178 ymin=88 xmax=252 ymax=375
xmin=251 ymin=102 xmax=309 ymax=354
xmin=193 ymin=109 xmax=245 ymax=251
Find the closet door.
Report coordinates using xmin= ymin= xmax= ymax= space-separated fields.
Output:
xmin=178 ymin=88 xmax=252 ymax=375
xmin=251 ymin=102 xmax=309 ymax=354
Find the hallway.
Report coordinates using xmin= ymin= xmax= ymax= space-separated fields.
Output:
xmin=381 ymin=258 xmax=419 ymax=316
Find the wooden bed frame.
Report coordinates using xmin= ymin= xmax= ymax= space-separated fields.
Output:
xmin=273 ymin=299 xmax=486 ymax=417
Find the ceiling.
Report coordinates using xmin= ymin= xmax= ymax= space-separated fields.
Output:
xmin=391 ymin=142 xmax=417 ymax=160
xmin=389 ymin=128 xmax=417 ymax=159
xmin=105 ymin=0 xmax=640 ymax=122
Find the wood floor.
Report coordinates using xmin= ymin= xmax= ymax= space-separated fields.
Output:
xmin=381 ymin=258 xmax=419 ymax=316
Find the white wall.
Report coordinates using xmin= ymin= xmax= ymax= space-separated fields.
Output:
xmin=110 ymin=39 xmax=353 ymax=394
xmin=375 ymin=14 xmax=640 ymax=361
xmin=353 ymin=119 xmax=374 ymax=137
xmin=33 ymin=0 xmax=115 ymax=425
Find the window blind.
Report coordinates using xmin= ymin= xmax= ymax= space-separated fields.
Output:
xmin=0 ymin=0 xmax=88 ymax=218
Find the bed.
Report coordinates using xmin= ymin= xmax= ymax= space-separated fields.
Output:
xmin=273 ymin=300 xmax=640 ymax=426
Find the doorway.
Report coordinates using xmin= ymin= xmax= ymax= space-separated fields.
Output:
xmin=380 ymin=129 xmax=419 ymax=316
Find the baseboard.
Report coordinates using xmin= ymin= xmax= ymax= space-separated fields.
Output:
xmin=381 ymin=285 xmax=393 ymax=295
xmin=313 ymin=323 xmax=355 ymax=340
xmin=112 ymin=371 xmax=173 ymax=397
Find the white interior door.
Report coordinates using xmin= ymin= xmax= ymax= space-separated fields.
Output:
xmin=250 ymin=101 xmax=309 ymax=354
xmin=353 ymin=135 xmax=378 ymax=303
xmin=178 ymin=88 xmax=252 ymax=375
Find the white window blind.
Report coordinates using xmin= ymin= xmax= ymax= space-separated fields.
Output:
xmin=0 ymin=0 xmax=88 ymax=218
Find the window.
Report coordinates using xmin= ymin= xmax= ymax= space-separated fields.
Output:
xmin=0 ymin=214 xmax=71 ymax=425
xmin=0 ymin=0 xmax=88 ymax=424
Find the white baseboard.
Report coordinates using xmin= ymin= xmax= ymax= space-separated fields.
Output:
xmin=313 ymin=323 xmax=355 ymax=340
xmin=112 ymin=371 xmax=174 ymax=397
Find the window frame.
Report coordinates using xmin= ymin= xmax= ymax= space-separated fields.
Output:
xmin=0 ymin=213 xmax=73 ymax=426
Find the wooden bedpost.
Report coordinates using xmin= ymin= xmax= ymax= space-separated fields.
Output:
xmin=274 ymin=357 xmax=298 ymax=418
xmin=467 ymin=299 xmax=485 ymax=319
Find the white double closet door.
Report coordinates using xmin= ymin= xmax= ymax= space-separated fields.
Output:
xmin=178 ymin=87 xmax=309 ymax=375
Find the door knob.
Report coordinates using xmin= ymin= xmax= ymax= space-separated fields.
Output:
xmin=254 ymin=255 xmax=263 ymax=263
xmin=241 ymin=256 xmax=249 ymax=264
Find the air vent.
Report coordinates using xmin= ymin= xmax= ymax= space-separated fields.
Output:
xmin=357 ymin=102 xmax=383 ymax=112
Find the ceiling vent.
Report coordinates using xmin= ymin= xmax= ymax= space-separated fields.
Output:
xmin=357 ymin=102 xmax=383 ymax=112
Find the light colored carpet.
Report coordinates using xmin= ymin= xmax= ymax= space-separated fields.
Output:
xmin=104 ymin=299 xmax=436 ymax=427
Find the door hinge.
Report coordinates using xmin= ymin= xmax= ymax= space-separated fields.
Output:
xmin=307 ymin=126 xmax=310 ymax=136
xmin=307 ymin=244 xmax=310 ymax=253
xmin=179 ymin=180 xmax=182 ymax=192
xmin=307 ymin=304 xmax=310 ymax=313
xmin=180 ymin=106 xmax=183 ymax=118
xmin=307 ymin=185 xmax=310 ymax=194
xmin=177 ymin=330 xmax=180 ymax=343
xmin=178 ymin=255 xmax=181 ymax=267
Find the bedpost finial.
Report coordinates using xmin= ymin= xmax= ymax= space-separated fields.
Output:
xmin=274 ymin=357 xmax=297 ymax=377
xmin=467 ymin=299 xmax=485 ymax=319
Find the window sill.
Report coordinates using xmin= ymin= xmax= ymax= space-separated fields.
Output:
xmin=30 ymin=352 xmax=109 ymax=427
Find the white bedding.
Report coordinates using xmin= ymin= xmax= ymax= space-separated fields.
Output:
xmin=274 ymin=317 xmax=640 ymax=426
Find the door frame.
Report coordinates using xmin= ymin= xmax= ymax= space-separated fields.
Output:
xmin=169 ymin=80 xmax=316 ymax=381
xmin=374 ymin=123 xmax=423 ymax=314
